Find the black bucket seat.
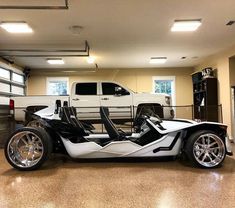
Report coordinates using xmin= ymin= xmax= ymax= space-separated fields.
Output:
xmin=100 ymin=107 xmax=126 ymax=140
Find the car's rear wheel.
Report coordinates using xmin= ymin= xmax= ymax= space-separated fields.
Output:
xmin=185 ymin=130 xmax=226 ymax=168
xmin=4 ymin=127 xmax=52 ymax=171
xmin=26 ymin=119 xmax=44 ymax=128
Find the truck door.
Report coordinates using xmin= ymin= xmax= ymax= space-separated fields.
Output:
xmin=100 ymin=82 xmax=132 ymax=122
xmin=71 ymin=82 xmax=100 ymax=121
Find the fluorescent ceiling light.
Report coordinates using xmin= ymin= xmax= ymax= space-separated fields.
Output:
xmin=87 ymin=56 xmax=95 ymax=64
xmin=149 ymin=57 xmax=167 ymax=64
xmin=171 ymin=19 xmax=201 ymax=32
xmin=0 ymin=22 xmax=33 ymax=33
xmin=47 ymin=58 xmax=64 ymax=65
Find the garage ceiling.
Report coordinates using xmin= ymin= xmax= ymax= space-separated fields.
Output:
xmin=0 ymin=0 xmax=235 ymax=70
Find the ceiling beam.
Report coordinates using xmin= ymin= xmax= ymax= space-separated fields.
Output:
xmin=0 ymin=40 xmax=90 ymax=58
xmin=0 ymin=0 xmax=69 ymax=10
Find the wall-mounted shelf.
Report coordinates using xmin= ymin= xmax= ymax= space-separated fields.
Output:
xmin=192 ymin=72 xmax=218 ymax=122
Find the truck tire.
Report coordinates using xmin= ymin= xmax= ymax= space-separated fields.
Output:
xmin=136 ymin=104 xmax=163 ymax=118
xmin=134 ymin=104 xmax=163 ymax=129
xmin=140 ymin=105 xmax=155 ymax=116
xmin=5 ymin=127 xmax=52 ymax=171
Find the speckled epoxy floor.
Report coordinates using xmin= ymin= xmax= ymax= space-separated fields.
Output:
xmin=0 ymin=148 xmax=234 ymax=208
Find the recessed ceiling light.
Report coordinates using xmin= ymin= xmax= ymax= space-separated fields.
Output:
xmin=0 ymin=22 xmax=33 ymax=33
xmin=47 ymin=58 xmax=64 ymax=65
xmin=69 ymin=25 xmax=83 ymax=35
xmin=149 ymin=57 xmax=167 ymax=64
xmin=171 ymin=19 xmax=201 ymax=32
xmin=87 ymin=56 xmax=95 ymax=64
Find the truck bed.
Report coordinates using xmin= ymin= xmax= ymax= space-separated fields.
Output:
xmin=13 ymin=95 xmax=70 ymax=122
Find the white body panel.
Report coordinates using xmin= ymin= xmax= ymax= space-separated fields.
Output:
xmin=61 ymin=132 xmax=181 ymax=159
xmin=34 ymin=106 xmax=233 ymax=159
xmin=58 ymin=117 xmax=230 ymax=159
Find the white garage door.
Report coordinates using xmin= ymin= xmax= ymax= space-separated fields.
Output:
xmin=0 ymin=65 xmax=25 ymax=146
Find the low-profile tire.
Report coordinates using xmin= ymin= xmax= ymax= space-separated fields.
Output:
xmin=185 ymin=130 xmax=226 ymax=168
xmin=4 ymin=127 xmax=52 ymax=171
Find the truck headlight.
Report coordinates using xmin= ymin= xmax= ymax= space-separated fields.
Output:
xmin=165 ymin=96 xmax=171 ymax=105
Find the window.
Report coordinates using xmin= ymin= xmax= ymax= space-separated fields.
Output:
xmin=12 ymin=85 xmax=24 ymax=95
xmin=102 ymin=82 xmax=129 ymax=95
xmin=12 ymin=72 xmax=24 ymax=84
xmin=75 ymin=83 xmax=97 ymax=95
xmin=47 ymin=77 xmax=69 ymax=95
xmin=0 ymin=83 xmax=10 ymax=93
xmin=154 ymin=80 xmax=172 ymax=95
xmin=0 ymin=68 xmax=10 ymax=80
xmin=152 ymin=76 xmax=176 ymax=105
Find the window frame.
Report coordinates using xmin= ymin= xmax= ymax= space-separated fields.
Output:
xmin=152 ymin=76 xmax=176 ymax=106
xmin=46 ymin=77 xmax=69 ymax=95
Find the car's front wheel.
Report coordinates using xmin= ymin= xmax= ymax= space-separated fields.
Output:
xmin=4 ymin=127 xmax=52 ymax=171
xmin=185 ymin=130 xmax=226 ymax=168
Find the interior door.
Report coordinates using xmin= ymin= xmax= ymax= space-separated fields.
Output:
xmin=100 ymin=82 xmax=132 ymax=121
xmin=70 ymin=82 xmax=100 ymax=121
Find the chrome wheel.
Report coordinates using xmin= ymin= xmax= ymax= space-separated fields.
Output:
xmin=193 ymin=133 xmax=225 ymax=168
xmin=7 ymin=131 xmax=44 ymax=168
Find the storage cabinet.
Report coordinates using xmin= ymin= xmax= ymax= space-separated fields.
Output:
xmin=192 ymin=73 xmax=218 ymax=122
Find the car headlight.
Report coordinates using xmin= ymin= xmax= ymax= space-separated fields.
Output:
xmin=165 ymin=96 xmax=171 ymax=105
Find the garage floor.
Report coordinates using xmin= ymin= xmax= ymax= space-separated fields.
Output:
xmin=0 ymin=148 xmax=234 ymax=208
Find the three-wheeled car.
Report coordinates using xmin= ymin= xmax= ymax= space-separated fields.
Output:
xmin=4 ymin=102 xmax=233 ymax=170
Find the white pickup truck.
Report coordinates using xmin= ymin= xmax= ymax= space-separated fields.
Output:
xmin=11 ymin=81 xmax=174 ymax=124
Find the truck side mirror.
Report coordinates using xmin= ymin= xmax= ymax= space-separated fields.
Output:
xmin=115 ymin=86 xmax=129 ymax=96
xmin=115 ymin=87 xmax=122 ymax=95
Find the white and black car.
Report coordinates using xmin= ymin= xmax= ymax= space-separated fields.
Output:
xmin=4 ymin=103 xmax=233 ymax=170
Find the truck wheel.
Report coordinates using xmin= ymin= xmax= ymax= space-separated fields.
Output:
xmin=4 ymin=127 xmax=52 ymax=171
xmin=134 ymin=105 xmax=157 ymax=130
xmin=185 ymin=130 xmax=226 ymax=168
xmin=137 ymin=105 xmax=156 ymax=117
